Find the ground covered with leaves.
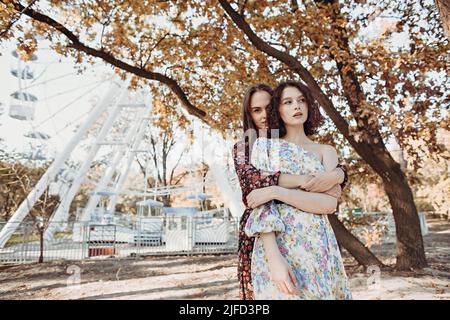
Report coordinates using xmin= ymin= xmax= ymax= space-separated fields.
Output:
xmin=0 ymin=218 xmax=448 ymax=300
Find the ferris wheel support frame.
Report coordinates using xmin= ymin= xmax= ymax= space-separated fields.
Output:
xmin=106 ymin=110 xmax=152 ymax=213
xmin=42 ymin=80 xmax=130 ymax=241
xmin=78 ymin=98 xmax=149 ymax=222
xmin=0 ymin=79 xmax=124 ymax=248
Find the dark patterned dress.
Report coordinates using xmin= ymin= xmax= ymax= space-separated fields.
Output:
xmin=232 ymin=138 xmax=348 ymax=300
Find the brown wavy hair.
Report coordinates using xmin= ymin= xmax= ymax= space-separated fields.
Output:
xmin=242 ymin=83 xmax=273 ymax=133
xmin=269 ymin=80 xmax=324 ymax=137
xmin=240 ymin=84 xmax=274 ymax=149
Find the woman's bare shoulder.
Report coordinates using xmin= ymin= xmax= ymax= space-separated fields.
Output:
xmin=316 ymin=143 xmax=338 ymax=158
xmin=317 ymin=143 xmax=337 ymax=151
xmin=303 ymin=141 xmax=335 ymax=150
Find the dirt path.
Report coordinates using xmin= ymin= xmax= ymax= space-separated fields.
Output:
xmin=0 ymin=218 xmax=449 ymax=300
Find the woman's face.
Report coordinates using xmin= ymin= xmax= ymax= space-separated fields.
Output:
xmin=279 ymin=86 xmax=308 ymax=127
xmin=249 ymin=90 xmax=271 ymax=130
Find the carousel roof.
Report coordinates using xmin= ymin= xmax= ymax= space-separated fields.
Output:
xmin=186 ymin=193 xmax=213 ymax=200
xmin=162 ymin=207 xmax=198 ymax=215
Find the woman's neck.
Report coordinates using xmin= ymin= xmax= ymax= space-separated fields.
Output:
xmin=282 ymin=124 xmax=311 ymax=144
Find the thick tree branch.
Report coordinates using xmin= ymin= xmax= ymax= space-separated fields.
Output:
xmin=4 ymin=0 xmax=210 ymax=124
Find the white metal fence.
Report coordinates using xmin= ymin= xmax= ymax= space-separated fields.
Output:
xmin=0 ymin=216 xmax=239 ymax=264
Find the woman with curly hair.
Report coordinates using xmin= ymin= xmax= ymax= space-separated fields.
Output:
xmin=232 ymin=83 xmax=349 ymax=300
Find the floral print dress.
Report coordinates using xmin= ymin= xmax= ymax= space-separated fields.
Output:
xmin=244 ymin=137 xmax=352 ymax=300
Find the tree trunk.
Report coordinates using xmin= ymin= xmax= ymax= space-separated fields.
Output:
xmin=382 ymin=165 xmax=428 ymax=270
xmin=39 ymin=230 xmax=44 ymax=263
xmin=327 ymin=214 xmax=384 ymax=268
xmin=160 ymin=194 xmax=171 ymax=207
xmin=322 ymin=0 xmax=427 ymax=271
xmin=360 ymin=143 xmax=428 ymax=270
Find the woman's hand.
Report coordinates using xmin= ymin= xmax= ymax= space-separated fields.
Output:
xmin=297 ymin=174 xmax=314 ymax=189
xmin=268 ymin=253 xmax=300 ymax=296
xmin=324 ymin=184 xmax=342 ymax=199
xmin=302 ymin=170 xmax=341 ymax=193
xmin=246 ymin=186 xmax=279 ymax=208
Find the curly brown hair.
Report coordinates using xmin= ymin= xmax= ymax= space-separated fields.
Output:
xmin=268 ymin=80 xmax=324 ymax=137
